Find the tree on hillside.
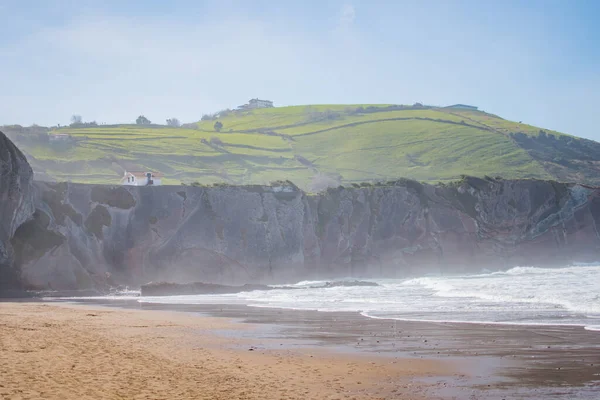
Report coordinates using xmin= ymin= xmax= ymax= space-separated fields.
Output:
xmin=166 ymin=118 xmax=181 ymax=127
xmin=70 ymin=115 xmax=82 ymax=125
xmin=214 ymin=121 xmax=223 ymax=132
xmin=136 ymin=115 xmax=151 ymax=125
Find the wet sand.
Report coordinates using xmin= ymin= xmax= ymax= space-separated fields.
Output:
xmin=2 ymin=301 xmax=600 ymax=399
xmin=1 ymin=302 xmax=459 ymax=400
xmin=210 ymin=303 xmax=600 ymax=399
xmin=76 ymin=299 xmax=600 ymax=399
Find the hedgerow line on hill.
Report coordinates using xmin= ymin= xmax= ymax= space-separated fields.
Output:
xmin=441 ymin=110 xmax=508 ymax=135
xmin=85 ymin=135 xmax=188 ymax=141
xmin=353 ymin=136 xmax=450 ymax=152
xmin=222 ymin=143 xmax=291 ymax=153
xmin=199 ymin=115 xmax=496 ymax=139
xmin=292 ymin=116 xmax=494 ymax=137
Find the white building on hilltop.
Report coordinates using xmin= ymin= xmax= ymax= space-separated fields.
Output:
xmin=237 ymin=98 xmax=274 ymax=110
xmin=249 ymin=98 xmax=274 ymax=108
xmin=121 ymin=171 xmax=163 ymax=186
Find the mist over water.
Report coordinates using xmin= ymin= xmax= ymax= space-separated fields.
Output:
xmin=136 ymin=265 xmax=600 ymax=330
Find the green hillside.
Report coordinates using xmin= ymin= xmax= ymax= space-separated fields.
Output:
xmin=5 ymin=104 xmax=600 ymax=188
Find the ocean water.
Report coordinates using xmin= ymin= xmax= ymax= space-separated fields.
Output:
xmin=135 ymin=265 xmax=600 ymax=330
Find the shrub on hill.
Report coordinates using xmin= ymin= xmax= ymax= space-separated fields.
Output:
xmin=136 ymin=115 xmax=151 ymax=125
xmin=166 ymin=118 xmax=181 ymax=127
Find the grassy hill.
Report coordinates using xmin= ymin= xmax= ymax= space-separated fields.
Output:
xmin=5 ymin=104 xmax=600 ymax=189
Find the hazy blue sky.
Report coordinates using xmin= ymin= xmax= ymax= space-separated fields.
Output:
xmin=1 ymin=0 xmax=599 ymax=139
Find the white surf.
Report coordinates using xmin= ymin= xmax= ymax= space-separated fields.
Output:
xmin=108 ymin=265 xmax=600 ymax=330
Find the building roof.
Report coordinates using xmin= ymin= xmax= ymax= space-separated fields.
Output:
xmin=249 ymin=98 xmax=273 ymax=103
xmin=125 ymin=171 xmax=164 ymax=178
xmin=446 ymin=104 xmax=478 ymax=109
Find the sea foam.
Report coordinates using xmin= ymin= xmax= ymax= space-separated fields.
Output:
xmin=99 ymin=265 xmax=600 ymax=329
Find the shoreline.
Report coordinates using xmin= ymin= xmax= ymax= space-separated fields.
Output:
xmin=3 ymin=299 xmax=600 ymax=399
xmin=38 ymin=292 xmax=600 ymax=331
xmin=360 ymin=312 xmax=600 ymax=331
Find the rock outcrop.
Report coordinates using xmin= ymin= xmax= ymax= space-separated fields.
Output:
xmin=319 ymin=281 xmax=379 ymax=289
xmin=140 ymin=279 xmax=379 ymax=296
xmin=12 ymin=177 xmax=600 ymax=291
xmin=0 ymin=131 xmax=34 ymax=291
xmin=140 ymin=282 xmax=272 ymax=296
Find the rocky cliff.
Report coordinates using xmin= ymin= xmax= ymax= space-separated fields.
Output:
xmin=11 ymin=177 xmax=600 ymax=291
xmin=0 ymin=131 xmax=34 ymax=291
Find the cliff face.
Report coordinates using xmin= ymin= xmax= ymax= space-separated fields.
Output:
xmin=0 ymin=131 xmax=34 ymax=291
xmin=13 ymin=178 xmax=600 ymax=290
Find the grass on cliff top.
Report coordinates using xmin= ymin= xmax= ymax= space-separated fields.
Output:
xmin=22 ymin=104 xmax=574 ymax=187
xmin=294 ymin=119 xmax=549 ymax=182
xmin=195 ymin=104 xmax=395 ymax=132
xmin=439 ymin=109 xmax=570 ymax=138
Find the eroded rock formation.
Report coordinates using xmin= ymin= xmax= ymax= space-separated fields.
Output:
xmin=0 ymin=131 xmax=34 ymax=291
xmin=11 ymin=177 xmax=600 ymax=291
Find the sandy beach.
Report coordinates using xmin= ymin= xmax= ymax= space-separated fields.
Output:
xmin=1 ymin=302 xmax=459 ymax=400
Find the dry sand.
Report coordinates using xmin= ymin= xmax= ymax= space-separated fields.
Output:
xmin=0 ymin=303 xmax=459 ymax=400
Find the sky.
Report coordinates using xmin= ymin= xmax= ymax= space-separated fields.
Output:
xmin=1 ymin=0 xmax=599 ymax=140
